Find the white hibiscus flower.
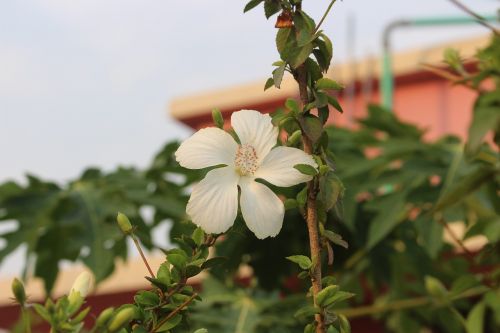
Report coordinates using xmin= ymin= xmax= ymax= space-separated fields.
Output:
xmin=175 ymin=110 xmax=317 ymax=239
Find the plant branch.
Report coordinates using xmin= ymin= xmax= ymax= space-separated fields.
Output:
xmin=337 ymin=285 xmax=488 ymax=318
xmin=150 ymin=293 xmax=198 ymax=333
xmin=314 ymin=0 xmax=337 ymax=34
xmin=447 ymin=0 xmax=499 ymax=36
xmin=296 ymin=61 xmax=326 ymax=333
xmin=131 ymin=233 xmax=156 ymax=278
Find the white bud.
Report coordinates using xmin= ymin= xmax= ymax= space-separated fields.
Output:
xmin=70 ymin=271 xmax=93 ymax=298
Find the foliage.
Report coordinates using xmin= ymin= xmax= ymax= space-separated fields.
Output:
xmin=3 ymin=2 xmax=500 ymax=333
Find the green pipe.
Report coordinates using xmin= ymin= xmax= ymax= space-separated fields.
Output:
xmin=381 ymin=14 xmax=499 ymax=110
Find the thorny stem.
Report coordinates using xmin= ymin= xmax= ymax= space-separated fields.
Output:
xmin=447 ymin=0 xmax=500 ymax=36
xmin=296 ymin=60 xmax=326 ymax=332
xmin=314 ymin=0 xmax=338 ymax=34
xmin=131 ymin=233 xmax=156 ymax=279
xmin=150 ymin=293 xmax=198 ymax=333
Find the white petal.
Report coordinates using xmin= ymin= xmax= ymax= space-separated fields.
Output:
xmin=175 ymin=127 xmax=237 ymax=169
xmin=239 ymin=177 xmax=284 ymax=239
xmin=187 ymin=167 xmax=239 ymax=234
xmin=254 ymin=146 xmax=317 ymax=187
xmin=231 ymin=110 xmax=278 ymax=162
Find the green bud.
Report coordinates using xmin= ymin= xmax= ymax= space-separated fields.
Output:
xmin=287 ymin=130 xmax=302 ymax=146
xmin=425 ymin=276 xmax=447 ymax=300
xmin=95 ymin=307 xmax=115 ymax=327
xmin=11 ymin=278 xmax=26 ymax=305
xmin=107 ymin=307 xmax=136 ymax=332
xmin=117 ymin=212 xmax=133 ymax=234
xmin=211 ymin=108 xmax=224 ymax=128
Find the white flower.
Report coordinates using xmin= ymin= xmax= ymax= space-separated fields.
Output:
xmin=175 ymin=110 xmax=317 ymax=239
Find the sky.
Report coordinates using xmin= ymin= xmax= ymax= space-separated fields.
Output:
xmin=0 ymin=0 xmax=498 ymax=275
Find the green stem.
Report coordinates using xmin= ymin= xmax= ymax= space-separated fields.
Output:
xmin=337 ymin=286 xmax=488 ymax=318
xmin=131 ymin=233 xmax=155 ymax=278
xmin=150 ymin=293 xmax=198 ymax=333
xmin=314 ymin=0 xmax=337 ymax=34
xmin=22 ymin=308 xmax=31 ymax=333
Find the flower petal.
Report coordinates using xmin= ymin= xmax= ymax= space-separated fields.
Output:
xmin=239 ymin=177 xmax=284 ymax=239
xmin=175 ymin=127 xmax=237 ymax=169
xmin=187 ymin=167 xmax=239 ymax=234
xmin=254 ymin=146 xmax=317 ymax=187
xmin=231 ymin=110 xmax=278 ymax=162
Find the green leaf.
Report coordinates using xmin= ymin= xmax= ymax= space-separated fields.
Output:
xmin=316 ymin=285 xmax=339 ymax=306
xmin=466 ymin=106 xmax=500 ymax=155
xmin=192 ymin=227 xmax=204 ymax=247
xmin=316 ymin=78 xmax=343 ymax=90
xmin=366 ymin=194 xmax=407 ymax=249
xmin=264 ymin=0 xmax=281 ymax=19
xmin=285 ymin=98 xmax=300 ymax=114
xmin=243 ymin=0 xmax=263 ymax=12
xmin=327 ymin=95 xmax=343 ymax=113
xmin=264 ymin=77 xmax=274 ymax=90
xmin=134 ymin=290 xmax=159 ymax=307
xmin=322 ymin=291 xmax=355 ymax=307
xmin=157 ymin=314 xmax=182 ymax=332
xmin=293 ymin=12 xmax=313 ymax=47
xmin=186 ymin=264 xmax=202 ymax=278
xmin=294 ymin=305 xmax=320 ymax=319
xmin=285 ymin=255 xmax=312 ymax=270
xmin=201 ymin=256 xmax=227 ymax=269
xmin=276 ymin=28 xmax=291 ymax=55
xmin=338 ymin=314 xmax=351 ymax=333
xmin=314 ymin=91 xmax=329 ymax=108
xmin=319 ymin=171 xmax=344 ymax=211
xmin=425 ymin=276 xmax=448 ymax=299
xmin=289 ymin=42 xmax=314 ymax=69
xmin=415 ymin=215 xmax=443 ymax=259
xmin=273 ymin=64 xmax=286 ymax=88
xmin=167 ymin=253 xmax=187 ymax=270
xmin=301 ymin=115 xmax=323 ymax=143
xmin=433 ymin=165 xmax=496 ymax=212
xmin=294 ymin=164 xmax=318 ymax=176
xmin=323 ymin=230 xmax=348 ymax=249
xmin=466 ymin=301 xmax=485 ymax=333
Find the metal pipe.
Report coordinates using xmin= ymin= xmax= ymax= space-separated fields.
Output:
xmin=381 ymin=14 xmax=499 ymax=110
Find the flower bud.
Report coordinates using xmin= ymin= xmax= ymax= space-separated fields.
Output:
xmin=95 ymin=307 xmax=115 ymax=327
xmin=68 ymin=271 xmax=93 ymax=313
xmin=70 ymin=271 xmax=93 ymax=298
xmin=11 ymin=278 xmax=26 ymax=305
xmin=107 ymin=307 xmax=136 ymax=333
xmin=117 ymin=212 xmax=133 ymax=234
xmin=211 ymin=108 xmax=224 ymax=129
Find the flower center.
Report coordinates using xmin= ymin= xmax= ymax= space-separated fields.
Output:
xmin=234 ymin=144 xmax=258 ymax=176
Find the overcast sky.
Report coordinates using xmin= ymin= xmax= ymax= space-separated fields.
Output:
xmin=0 ymin=0 xmax=498 ymax=184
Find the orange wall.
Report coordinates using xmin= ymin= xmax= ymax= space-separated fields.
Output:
xmin=185 ymin=70 xmax=477 ymax=142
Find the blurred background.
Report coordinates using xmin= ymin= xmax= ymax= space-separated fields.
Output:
xmin=1 ymin=1 xmax=499 ymax=332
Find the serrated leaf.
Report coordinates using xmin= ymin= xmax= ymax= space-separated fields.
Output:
xmin=294 ymin=164 xmax=318 ymax=176
xmin=286 ymin=255 xmax=312 ymax=270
